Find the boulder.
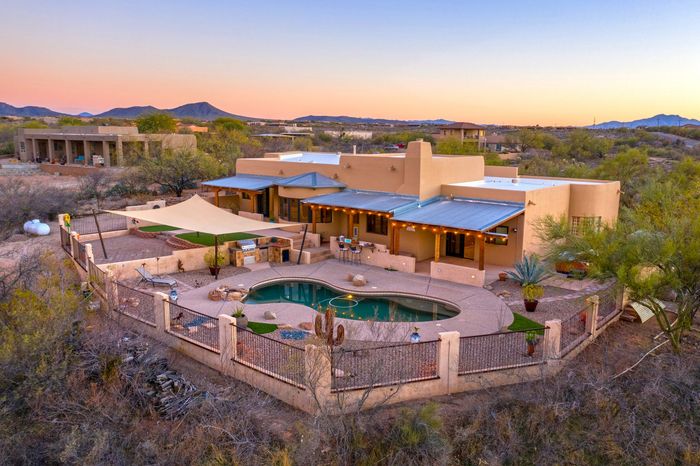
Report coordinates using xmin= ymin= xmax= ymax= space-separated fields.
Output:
xmin=352 ymin=274 xmax=367 ymax=287
xmin=277 ymin=323 xmax=293 ymax=329
xmin=230 ymin=291 xmax=242 ymax=301
xmin=299 ymin=321 xmax=314 ymax=331
xmin=347 ymin=273 xmax=355 ymax=282
xmin=264 ymin=310 xmax=277 ymax=320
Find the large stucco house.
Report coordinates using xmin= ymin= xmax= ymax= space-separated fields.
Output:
xmin=15 ymin=126 xmax=196 ymax=167
xmin=203 ymin=140 xmax=620 ymax=285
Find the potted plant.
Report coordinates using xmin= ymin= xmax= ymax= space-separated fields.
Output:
xmin=507 ymin=255 xmax=550 ymax=313
xmin=525 ymin=331 xmax=539 ymax=356
xmin=498 ymin=271 xmax=508 ymax=281
xmin=204 ymin=250 xmax=227 ymax=276
xmin=232 ymin=305 xmax=248 ymax=328
xmin=522 ymin=284 xmax=544 ymax=312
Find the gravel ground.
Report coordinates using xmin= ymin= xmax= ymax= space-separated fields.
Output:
xmin=167 ymin=265 xmax=251 ymax=289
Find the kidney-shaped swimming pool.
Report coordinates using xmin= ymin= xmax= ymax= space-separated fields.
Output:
xmin=244 ymin=280 xmax=459 ymax=322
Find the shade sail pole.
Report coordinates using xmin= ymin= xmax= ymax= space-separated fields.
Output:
xmin=215 ymin=234 xmax=219 ymax=280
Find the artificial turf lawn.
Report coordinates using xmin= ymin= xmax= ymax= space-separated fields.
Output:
xmin=175 ymin=232 xmax=259 ymax=246
xmin=508 ymin=312 xmax=545 ymax=335
xmin=139 ymin=225 xmax=179 ymax=232
xmin=246 ymin=321 xmax=278 ymax=334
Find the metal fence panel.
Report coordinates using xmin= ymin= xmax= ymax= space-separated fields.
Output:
xmin=234 ymin=327 xmax=306 ymax=388
xmin=168 ymin=302 xmax=220 ymax=353
xmin=597 ymin=287 xmax=620 ymax=329
xmin=70 ymin=213 xmax=128 ymax=235
xmin=114 ymin=282 xmax=157 ymax=326
xmin=70 ymin=236 xmax=87 ymax=270
xmin=560 ymin=310 xmax=589 ymax=356
xmin=88 ymin=260 xmax=107 ymax=297
xmin=458 ymin=329 xmax=546 ymax=375
xmin=331 ymin=340 xmax=440 ymax=391
xmin=60 ymin=227 xmax=72 ymax=255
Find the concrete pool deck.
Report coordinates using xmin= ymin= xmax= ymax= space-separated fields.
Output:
xmin=175 ymin=259 xmax=513 ymax=342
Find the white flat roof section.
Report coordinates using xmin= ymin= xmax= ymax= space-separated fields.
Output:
xmin=449 ymin=176 xmax=605 ymax=192
xmin=277 ymin=152 xmax=341 ymax=165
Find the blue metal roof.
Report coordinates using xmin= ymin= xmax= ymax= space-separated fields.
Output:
xmin=202 ymin=174 xmax=280 ymax=191
xmin=393 ymin=197 xmax=525 ymax=232
xmin=303 ymin=190 xmax=418 ymax=213
xmin=276 ymin=172 xmax=345 ymax=189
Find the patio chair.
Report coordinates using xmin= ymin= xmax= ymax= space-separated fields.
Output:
xmin=337 ymin=242 xmax=349 ymax=262
xmin=349 ymin=244 xmax=362 ymax=264
xmin=136 ymin=266 xmax=177 ymax=288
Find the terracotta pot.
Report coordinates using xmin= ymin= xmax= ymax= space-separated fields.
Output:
xmin=208 ymin=266 xmax=220 ymax=276
xmin=527 ymin=342 xmax=536 ymax=356
xmin=524 ymin=299 xmax=539 ymax=312
xmin=498 ymin=272 xmax=508 ymax=281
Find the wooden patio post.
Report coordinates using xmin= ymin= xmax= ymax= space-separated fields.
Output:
xmin=478 ymin=234 xmax=485 ymax=271
xmin=214 ymin=188 xmax=220 ymax=207
xmin=394 ymin=226 xmax=400 ymax=255
xmin=434 ymin=232 xmax=440 ymax=262
xmin=311 ymin=206 xmax=317 ymax=234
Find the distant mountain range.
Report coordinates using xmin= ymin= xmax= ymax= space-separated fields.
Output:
xmin=0 ymin=102 xmax=66 ymax=117
xmin=0 ymin=101 xmax=252 ymax=121
xmin=94 ymin=102 xmax=251 ymax=120
xmin=588 ymin=114 xmax=700 ymax=129
xmin=293 ymin=115 xmax=453 ymax=125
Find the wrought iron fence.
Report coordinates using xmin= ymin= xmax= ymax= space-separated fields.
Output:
xmin=70 ymin=236 xmax=87 ymax=270
xmin=60 ymin=227 xmax=72 ymax=255
xmin=114 ymin=282 xmax=156 ymax=326
xmin=458 ymin=328 xmax=546 ymax=375
xmin=331 ymin=340 xmax=440 ymax=392
xmin=234 ymin=326 xmax=306 ymax=388
xmin=168 ymin=302 xmax=220 ymax=353
xmin=88 ymin=260 xmax=107 ymax=297
xmin=69 ymin=212 xmax=128 ymax=235
xmin=560 ymin=309 xmax=589 ymax=356
xmin=596 ymin=287 xmax=620 ymax=329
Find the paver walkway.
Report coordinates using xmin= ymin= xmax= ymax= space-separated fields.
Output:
xmin=503 ymin=280 xmax=612 ymax=306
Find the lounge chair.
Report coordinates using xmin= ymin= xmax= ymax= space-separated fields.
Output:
xmin=136 ymin=266 xmax=177 ymax=288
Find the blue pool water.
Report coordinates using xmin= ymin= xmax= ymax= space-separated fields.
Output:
xmin=244 ymin=281 xmax=459 ymax=322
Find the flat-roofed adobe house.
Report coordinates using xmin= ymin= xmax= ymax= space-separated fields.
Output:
xmin=203 ymin=141 xmax=620 ymax=286
xmin=14 ymin=126 xmax=196 ymax=167
xmin=437 ymin=122 xmax=487 ymax=149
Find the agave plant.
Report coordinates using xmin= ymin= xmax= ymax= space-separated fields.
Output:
xmin=507 ymin=255 xmax=550 ymax=286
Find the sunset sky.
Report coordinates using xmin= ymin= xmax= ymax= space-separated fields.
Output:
xmin=2 ymin=0 xmax=699 ymax=126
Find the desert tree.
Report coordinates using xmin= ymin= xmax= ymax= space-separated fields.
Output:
xmin=136 ymin=148 xmax=223 ymax=197
xmin=136 ymin=112 xmax=177 ymax=134
xmin=536 ymin=160 xmax=700 ymax=352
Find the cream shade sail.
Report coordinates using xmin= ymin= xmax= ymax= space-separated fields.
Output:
xmin=105 ymin=194 xmax=301 ymax=235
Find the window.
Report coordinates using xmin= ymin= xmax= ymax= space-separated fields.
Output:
xmin=54 ymin=141 xmax=61 ymax=151
xmin=366 ymin=214 xmax=388 ymax=235
xmin=316 ymin=208 xmax=333 ymax=223
xmin=570 ymin=216 xmax=601 ymax=236
xmin=19 ymin=142 xmax=25 ymax=151
xmin=241 ymin=192 xmax=251 ymax=200
xmin=485 ymin=226 xmax=509 ymax=246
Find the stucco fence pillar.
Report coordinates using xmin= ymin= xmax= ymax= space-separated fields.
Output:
xmin=586 ymin=295 xmax=600 ymax=338
xmin=544 ymin=319 xmax=562 ymax=360
xmin=438 ymin=331 xmax=460 ymax=394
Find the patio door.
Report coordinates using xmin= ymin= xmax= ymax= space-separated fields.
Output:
xmin=445 ymin=233 xmax=476 ymax=260
xmin=256 ymin=189 xmax=269 ymax=217
xmin=445 ymin=232 xmax=464 ymax=258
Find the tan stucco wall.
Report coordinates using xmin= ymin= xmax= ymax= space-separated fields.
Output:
xmin=278 ymin=186 xmax=340 ymax=199
xmin=569 ymin=182 xmax=620 ymax=226
xmin=522 ymin=184 xmax=571 ymax=256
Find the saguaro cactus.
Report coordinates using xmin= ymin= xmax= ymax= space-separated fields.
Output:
xmin=315 ymin=305 xmax=345 ymax=346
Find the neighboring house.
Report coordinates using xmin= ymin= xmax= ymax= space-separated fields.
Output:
xmin=14 ymin=125 xmax=196 ymax=167
xmin=203 ymin=141 xmax=620 ymax=285
xmin=437 ymin=122 xmax=486 ymax=148
xmin=177 ymin=123 xmax=209 ymax=133
xmin=324 ymin=130 xmax=373 ymax=140
xmin=484 ymin=133 xmax=522 ymax=152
